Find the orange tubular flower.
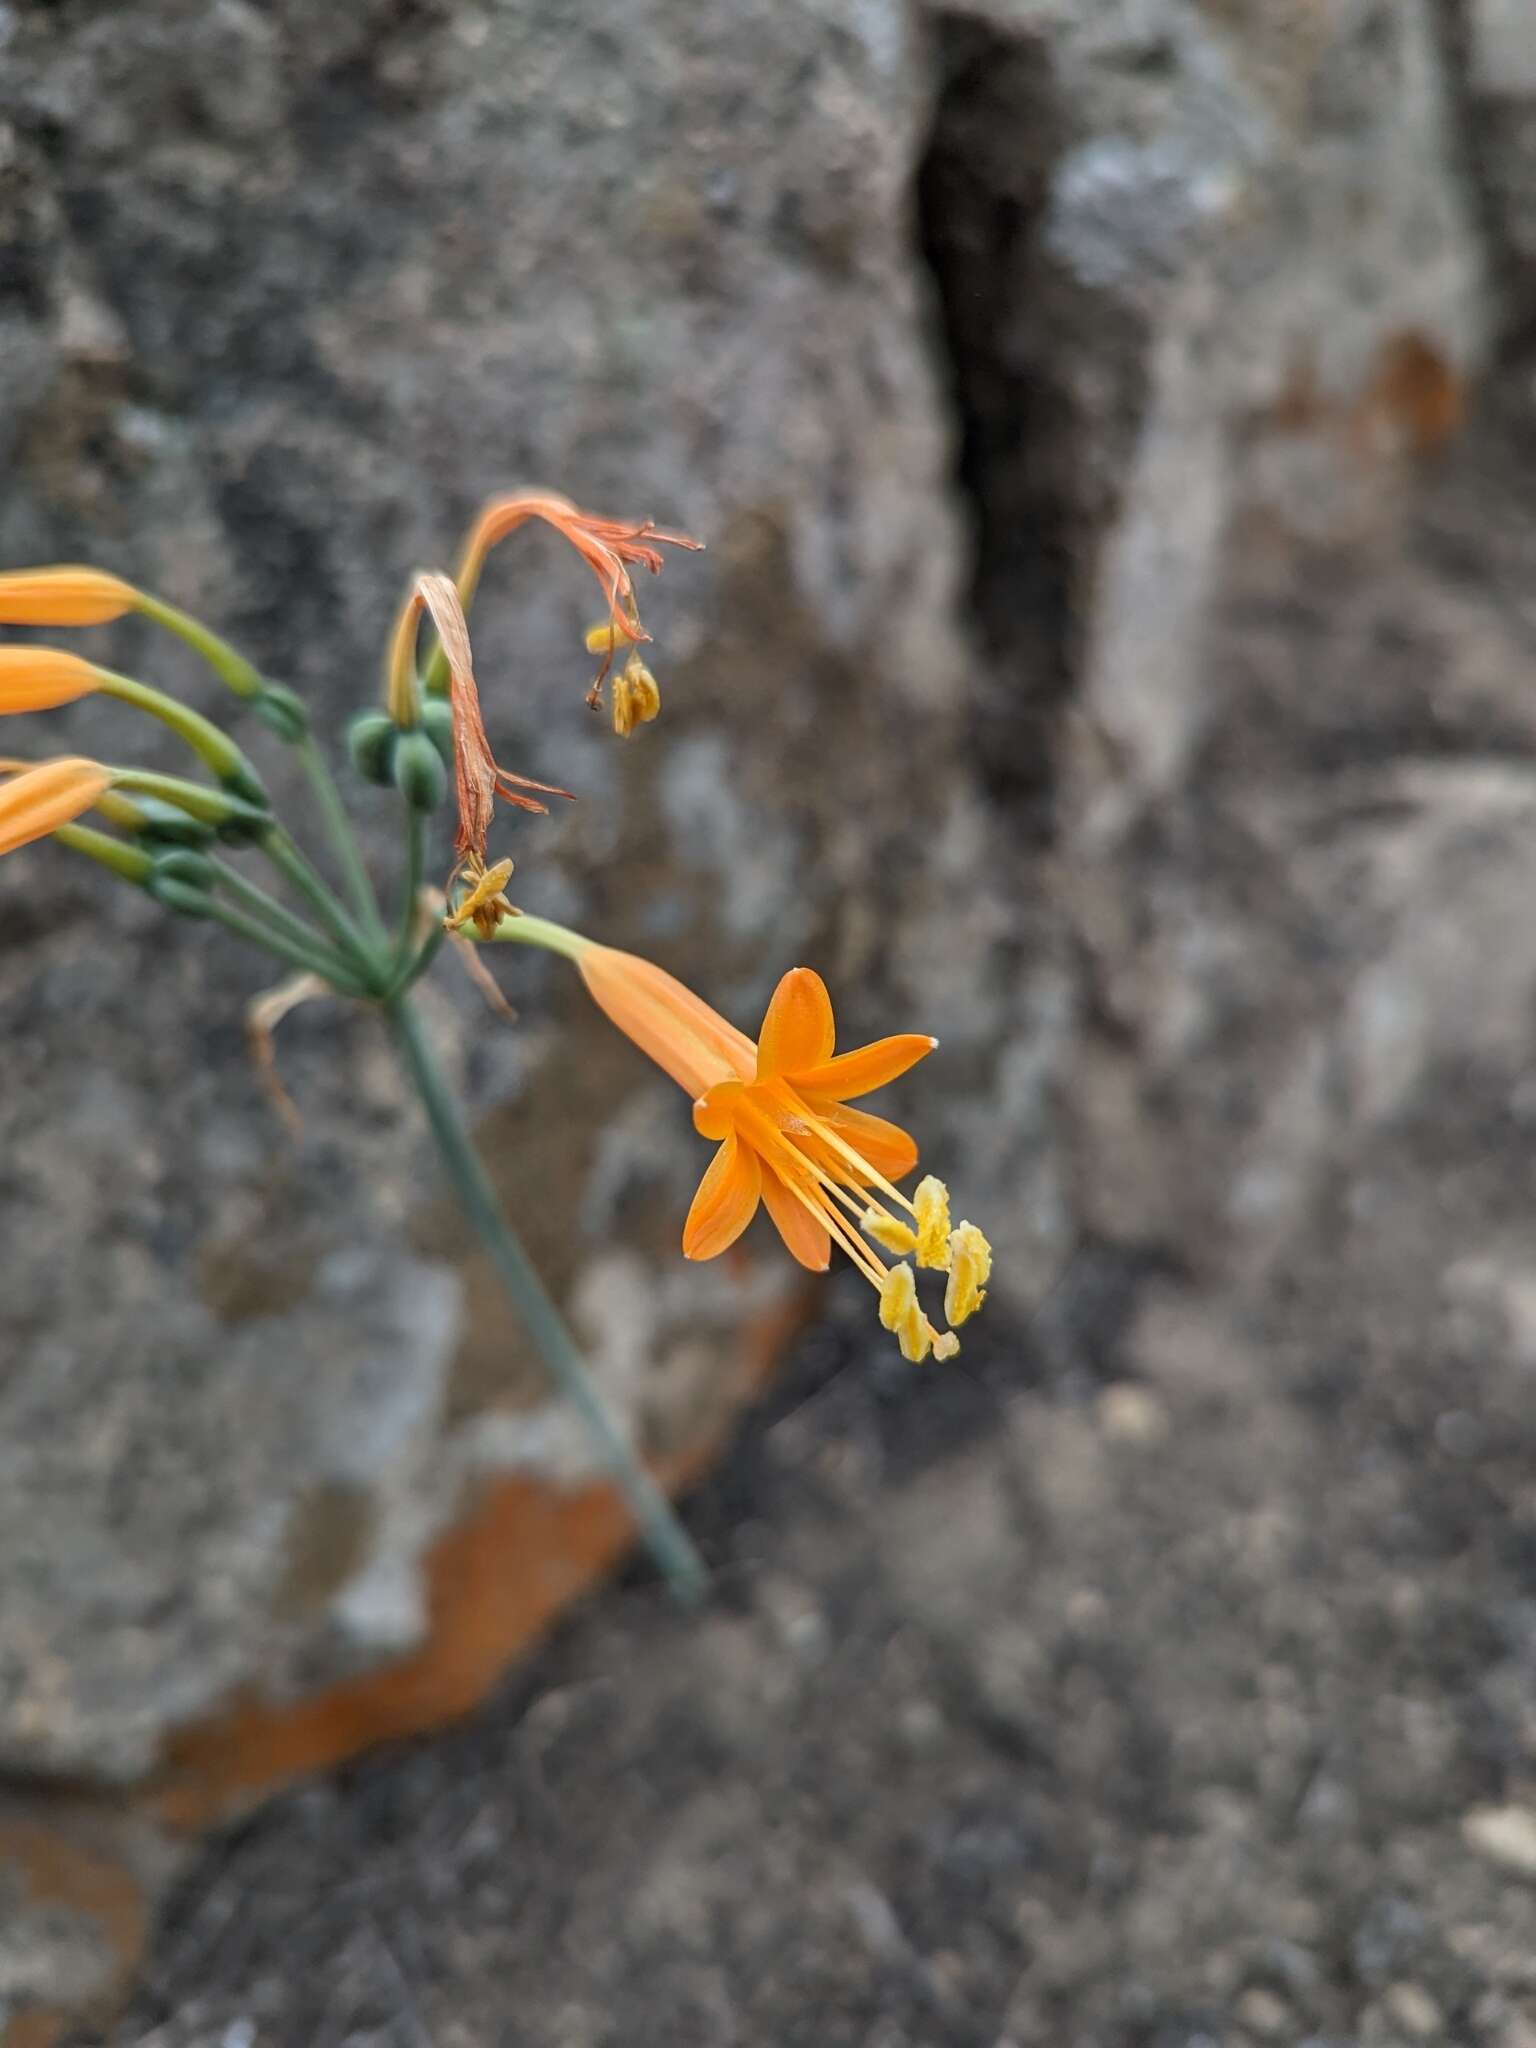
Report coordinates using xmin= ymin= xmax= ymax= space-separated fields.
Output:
xmin=570 ymin=939 xmax=991 ymax=1362
xmin=0 ymin=567 xmax=138 ymax=626
xmin=0 ymin=757 xmax=114 ymax=854
xmin=0 ymin=647 xmax=103 ymax=712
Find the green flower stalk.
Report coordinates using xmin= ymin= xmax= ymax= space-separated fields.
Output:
xmin=0 ymin=492 xmax=991 ymax=1605
xmin=0 ymin=520 xmax=709 ymax=1602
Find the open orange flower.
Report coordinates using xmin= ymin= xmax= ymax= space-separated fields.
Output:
xmin=568 ymin=938 xmax=991 ymax=1361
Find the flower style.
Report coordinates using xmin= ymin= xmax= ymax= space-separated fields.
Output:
xmin=568 ymin=937 xmax=991 ymax=1362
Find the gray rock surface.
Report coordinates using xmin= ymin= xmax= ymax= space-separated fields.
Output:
xmin=0 ymin=0 xmax=965 ymax=1789
xmin=5 ymin=12 xmax=1536 ymax=2040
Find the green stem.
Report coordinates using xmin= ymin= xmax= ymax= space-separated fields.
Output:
xmin=295 ymin=731 xmax=389 ymax=945
xmin=202 ymin=894 xmax=373 ymax=993
xmin=385 ymin=913 xmax=449 ymax=1000
xmin=94 ymin=670 xmax=263 ymax=803
xmin=394 ymin=806 xmax=425 ymax=967
xmin=52 ymin=820 xmax=155 ymax=886
xmin=479 ymin=910 xmax=589 ymax=959
xmin=134 ymin=593 xmax=266 ymax=700
xmin=259 ymin=826 xmax=383 ymax=985
xmin=209 ymin=856 xmax=360 ymax=973
xmin=386 ymin=992 xmax=707 ymax=1605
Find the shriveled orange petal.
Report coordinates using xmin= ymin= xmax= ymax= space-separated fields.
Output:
xmin=756 ymin=967 xmax=836 ymax=1080
xmin=789 ymin=1032 xmax=937 ymax=1102
xmin=0 ymin=647 xmax=102 ymax=713
xmin=759 ymin=1166 xmax=832 ymax=1271
xmin=0 ymin=567 xmax=137 ymax=626
xmin=682 ymin=1130 xmax=762 ymax=1260
xmin=0 ymin=757 xmax=113 ymax=855
xmin=580 ymin=944 xmax=756 ymax=1099
xmin=801 ymin=1096 xmax=919 ymax=1183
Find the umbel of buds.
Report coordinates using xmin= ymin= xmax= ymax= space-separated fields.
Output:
xmin=0 ymin=489 xmax=992 ymax=1602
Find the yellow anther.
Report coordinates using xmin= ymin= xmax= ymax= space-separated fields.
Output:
xmin=444 ymin=856 xmax=516 ymax=935
xmin=611 ymin=653 xmax=661 ymax=738
xmin=862 ymin=1206 xmax=916 ymax=1257
xmin=896 ymin=1304 xmax=932 ymax=1365
xmin=944 ymin=1220 xmax=992 ymax=1327
xmin=878 ymin=1260 xmax=918 ymax=1335
xmin=932 ymin=1330 xmax=960 ymax=1362
xmin=913 ymin=1174 xmax=952 ymax=1269
xmin=877 ymin=1263 xmax=934 ymax=1363
xmin=584 ymin=616 xmax=643 ymax=654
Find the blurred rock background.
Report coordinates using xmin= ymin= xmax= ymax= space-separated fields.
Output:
xmin=5 ymin=1 xmax=1536 ymax=2041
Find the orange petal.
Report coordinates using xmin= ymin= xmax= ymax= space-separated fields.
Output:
xmin=0 ymin=647 xmax=102 ymax=713
xmin=759 ymin=1166 xmax=832 ymax=1271
xmin=802 ymin=1097 xmax=919 ymax=1183
xmin=692 ymin=1081 xmax=743 ymax=1142
xmin=756 ymin=967 xmax=835 ymax=1080
xmin=0 ymin=566 xmax=137 ymax=626
xmin=0 ymin=757 xmax=113 ymax=855
xmin=580 ymin=944 xmax=756 ymax=1100
xmin=682 ymin=1131 xmax=762 ymax=1260
xmin=790 ymin=1032 xmax=937 ymax=1102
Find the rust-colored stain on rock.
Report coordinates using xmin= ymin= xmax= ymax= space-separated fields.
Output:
xmin=1352 ymin=330 xmax=1466 ymax=457
xmin=0 ymin=1820 xmax=152 ymax=2048
xmin=152 ymin=1292 xmax=811 ymax=1831
xmin=4 ymin=2015 xmax=65 ymax=2048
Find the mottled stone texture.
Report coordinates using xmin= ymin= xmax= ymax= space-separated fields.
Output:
xmin=3 ymin=0 xmax=1534 ymax=2028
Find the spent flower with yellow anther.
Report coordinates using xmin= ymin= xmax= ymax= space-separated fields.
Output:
xmin=488 ymin=918 xmax=991 ymax=1362
xmin=444 ymin=854 xmax=518 ymax=939
xmin=435 ymin=490 xmax=701 ymax=710
xmin=585 ymin=620 xmax=662 ymax=735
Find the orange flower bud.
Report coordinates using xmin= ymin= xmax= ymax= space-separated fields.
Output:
xmin=0 ymin=757 xmax=114 ymax=855
xmin=0 ymin=567 xmax=137 ymax=626
xmin=0 ymin=647 xmax=104 ymax=712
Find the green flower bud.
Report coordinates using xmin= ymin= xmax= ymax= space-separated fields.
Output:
xmin=392 ymin=728 xmax=447 ymax=812
xmin=133 ymin=796 xmax=218 ymax=847
xmin=214 ymin=799 xmax=276 ymax=844
xmin=252 ymin=681 xmax=309 ymax=742
xmin=348 ymin=710 xmax=397 ymax=787
xmin=148 ymin=873 xmax=215 ymax=919
xmin=420 ymin=695 xmax=455 ymax=768
xmin=221 ymin=759 xmax=270 ymax=808
xmin=150 ymin=848 xmax=219 ymax=891
xmin=114 ymin=770 xmax=273 ymax=842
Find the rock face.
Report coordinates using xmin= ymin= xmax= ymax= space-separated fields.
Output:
xmin=3 ymin=0 xmax=1535 ymax=2034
